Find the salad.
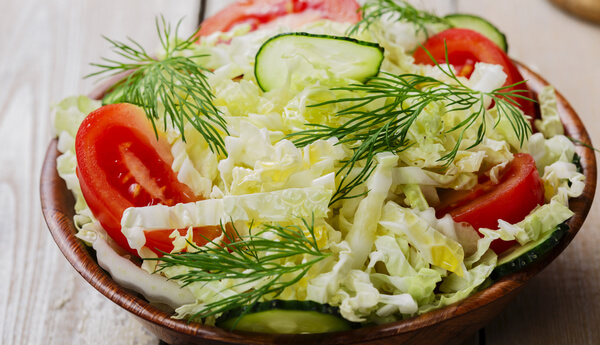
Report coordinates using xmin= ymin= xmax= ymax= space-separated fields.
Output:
xmin=51 ymin=0 xmax=586 ymax=334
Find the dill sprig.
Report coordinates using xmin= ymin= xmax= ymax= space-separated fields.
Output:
xmin=288 ymin=54 xmax=533 ymax=204
xmin=87 ymin=17 xmax=228 ymax=155
xmin=347 ymin=0 xmax=451 ymax=37
xmin=568 ymin=137 xmax=599 ymax=154
xmin=151 ymin=217 xmax=329 ymax=323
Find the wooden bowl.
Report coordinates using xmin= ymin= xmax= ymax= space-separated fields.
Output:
xmin=549 ymin=0 xmax=600 ymax=23
xmin=40 ymin=63 xmax=596 ymax=345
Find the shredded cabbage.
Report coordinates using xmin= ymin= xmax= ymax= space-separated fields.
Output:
xmin=52 ymin=9 xmax=586 ymax=328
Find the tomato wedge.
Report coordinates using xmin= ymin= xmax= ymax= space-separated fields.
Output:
xmin=144 ymin=226 xmax=227 ymax=255
xmin=436 ymin=153 xmax=545 ymax=254
xmin=413 ymin=28 xmax=536 ymax=118
xmin=197 ymin=0 xmax=361 ymax=36
xmin=75 ymin=103 xmax=221 ymax=257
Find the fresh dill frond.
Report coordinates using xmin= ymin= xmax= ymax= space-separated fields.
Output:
xmin=150 ymin=217 xmax=329 ymax=323
xmin=568 ymin=137 xmax=599 ymax=154
xmin=87 ymin=17 xmax=228 ymax=155
xmin=288 ymin=58 xmax=533 ymax=204
xmin=347 ymin=0 xmax=451 ymax=37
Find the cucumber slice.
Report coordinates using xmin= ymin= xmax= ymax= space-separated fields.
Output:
xmin=216 ymin=300 xmax=358 ymax=334
xmin=254 ymin=32 xmax=384 ymax=92
xmin=491 ymin=154 xmax=580 ymax=280
xmin=490 ymin=222 xmax=569 ymax=281
xmin=445 ymin=14 xmax=508 ymax=52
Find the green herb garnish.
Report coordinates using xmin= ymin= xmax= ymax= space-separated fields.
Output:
xmin=568 ymin=137 xmax=599 ymax=154
xmin=347 ymin=0 xmax=451 ymax=37
xmin=88 ymin=17 xmax=228 ymax=155
xmin=151 ymin=217 xmax=329 ymax=322
xmin=288 ymin=49 xmax=533 ymax=204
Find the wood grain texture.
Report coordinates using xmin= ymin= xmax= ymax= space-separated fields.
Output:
xmin=549 ymin=0 xmax=600 ymax=23
xmin=2 ymin=0 xmax=599 ymax=344
xmin=0 ymin=1 xmax=200 ymax=344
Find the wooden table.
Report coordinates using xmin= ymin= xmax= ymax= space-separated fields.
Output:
xmin=2 ymin=0 xmax=599 ymax=344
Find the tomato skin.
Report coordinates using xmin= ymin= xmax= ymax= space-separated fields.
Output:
xmin=144 ymin=226 xmax=223 ymax=254
xmin=197 ymin=0 xmax=361 ymax=36
xmin=75 ymin=103 xmax=207 ymax=257
xmin=413 ymin=28 xmax=536 ymax=118
xmin=144 ymin=223 xmax=236 ymax=254
xmin=436 ymin=153 xmax=545 ymax=254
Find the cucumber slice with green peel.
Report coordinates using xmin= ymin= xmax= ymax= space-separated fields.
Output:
xmin=490 ymin=222 xmax=569 ymax=281
xmin=216 ymin=300 xmax=358 ymax=334
xmin=445 ymin=14 xmax=508 ymax=52
xmin=491 ymin=155 xmax=581 ymax=281
xmin=254 ymin=32 xmax=384 ymax=92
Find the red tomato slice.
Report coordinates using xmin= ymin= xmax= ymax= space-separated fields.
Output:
xmin=75 ymin=103 xmax=220 ymax=257
xmin=144 ymin=226 xmax=226 ymax=254
xmin=413 ymin=28 xmax=536 ymax=118
xmin=197 ymin=0 xmax=361 ymax=36
xmin=435 ymin=153 xmax=545 ymax=254
xmin=144 ymin=223 xmax=236 ymax=254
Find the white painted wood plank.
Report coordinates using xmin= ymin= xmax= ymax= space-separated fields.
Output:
xmin=0 ymin=1 xmax=199 ymax=344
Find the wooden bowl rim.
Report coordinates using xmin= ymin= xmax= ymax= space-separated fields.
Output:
xmin=40 ymin=62 xmax=596 ymax=344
